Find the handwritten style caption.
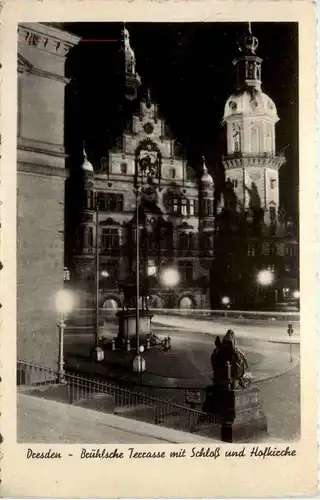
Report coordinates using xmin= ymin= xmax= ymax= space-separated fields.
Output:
xmin=26 ymin=446 xmax=297 ymax=461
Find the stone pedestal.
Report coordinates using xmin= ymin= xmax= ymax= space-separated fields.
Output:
xmin=117 ymin=309 xmax=153 ymax=346
xmin=203 ymin=385 xmax=268 ymax=443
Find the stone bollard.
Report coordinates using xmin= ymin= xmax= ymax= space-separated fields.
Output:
xmin=111 ymin=339 xmax=116 ymax=351
xmin=126 ymin=339 xmax=131 ymax=352
xmin=146 ymin=337 xmax=151 ymax=350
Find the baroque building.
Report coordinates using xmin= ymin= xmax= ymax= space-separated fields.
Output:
xmin=68 ymin=28 xmax=215 ymax=316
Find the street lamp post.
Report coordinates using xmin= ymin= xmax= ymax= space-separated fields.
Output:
xmin=221 ymin=296 xmax=230 ymax=318
xmin=55 ymin=289 xmax=74 ymax=384
xmin=92 ymin=193 xmax=104 ymax=362
xmin=256 ymin=269 xmax=275 ymax=308
xmin=134 ymin=183 xmax=142 ymax=355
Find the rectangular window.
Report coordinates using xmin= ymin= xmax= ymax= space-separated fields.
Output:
xmin=120 ymin=162 xmax=127 ymax=175
xmin=188 ymin=199 xmax=195 ymax=216
xmin=101 ymin=228 xmax=119 ymax=252
xmin=232 ymin=179 xmax=238 ymax=189
xmin=88 ymin=227 xmax=93 ymax=248
xmin=285 ymin=246 xmax=293 ymax=256
xmin=115 ymin=194 xmax=124 ymax=212
xmin=179 ymin=261 xmax=193 ymax=282
xmin=87 ymin=190 xmax=94 ymax=210
xmin=270 ymin=179 xmax=276 ymax=190
xmin=170 ymin=167 xmax=176 ymax=179
xmin=247 ymin=245 xmax=255 ymax=257
xmin=173 ymin=198 xmax=179 ymax=213
xmin=181 ymin=199 xmax=187 ymax=216
xmin=194 ymin=199 xmax=199 ymax=216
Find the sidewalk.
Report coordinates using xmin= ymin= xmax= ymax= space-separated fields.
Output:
xmin=18 ymin=393 xmax=215 ymax=444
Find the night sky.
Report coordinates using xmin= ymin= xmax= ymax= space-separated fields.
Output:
xmin=64 ymin=22 xmax=298 ymax=220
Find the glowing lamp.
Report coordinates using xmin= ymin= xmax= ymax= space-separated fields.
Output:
xmin=256 ymin=269 xmax=274 ymax=287
xmin=147 ymin=265 xmax=157 ymax=277
xmin=221 ymin=296 xmax=230 ymax=306
xmin=293 ymin=290 xmax=300 ymax=299
xmin=55 ymin=289 xmax=74 ymax=315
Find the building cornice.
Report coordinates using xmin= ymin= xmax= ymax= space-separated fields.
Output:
xmin=18 ymin=137 xmax=66 ymax=158
xmin=18 ymin=23 xmax=81 ymax=58
xmin=222 ymin=154 xmax=286 ymax=171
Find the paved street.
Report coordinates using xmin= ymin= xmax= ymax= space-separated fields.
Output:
xmin=63 ymin=314 xmax=300 ymax=441
xmin=258 ymin=365 xmax=300 ymax=441
xmin=152 ymin=314 xmax=300 ymax=343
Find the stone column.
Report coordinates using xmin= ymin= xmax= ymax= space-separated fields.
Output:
xmin=17 ymin=23 xmax=81 ymax=369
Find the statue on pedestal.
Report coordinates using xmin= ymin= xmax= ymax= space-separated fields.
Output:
xmin=204 ymin=329 xmax=267 ymax=442
xmin=211 ymin=330 xmax=249 ymax=389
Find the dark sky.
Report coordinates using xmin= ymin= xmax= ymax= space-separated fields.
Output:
xmin=64 ymin=22 xmax=298 ymax=219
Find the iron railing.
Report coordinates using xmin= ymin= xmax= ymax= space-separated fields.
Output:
xmin=17 ymin=360 xmax=218 ymax=437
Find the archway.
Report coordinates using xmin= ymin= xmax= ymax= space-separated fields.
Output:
xmin=179 ymin=296 xmax=194 ymax=315
xmin=148 ymin=294 xmax=163 ymax=310
xmin=102 ymin=298 xmax=119 ymax=321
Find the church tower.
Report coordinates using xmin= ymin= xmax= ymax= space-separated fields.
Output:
xmin=222 ymin=26 xmax=285 ymax=226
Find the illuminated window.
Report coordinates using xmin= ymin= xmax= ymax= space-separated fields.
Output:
xmin=181 ymin=199 xmax=187 ymax=216
xmin=188 ymin=199 xmax=195 ymax=216
xmin=247 ymin=244 xmax=256 ymax=257
xmin=173 ymin=198 xmax=180 ymax=214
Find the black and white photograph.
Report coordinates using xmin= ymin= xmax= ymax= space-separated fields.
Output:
xmin=1 ymin=2 xmax=317 ymax=496
xmin=16 ymin=20 xmax=301 ymax=445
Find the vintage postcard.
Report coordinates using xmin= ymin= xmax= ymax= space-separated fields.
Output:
xmin=0 ymin=0 xmax=318 ymax=497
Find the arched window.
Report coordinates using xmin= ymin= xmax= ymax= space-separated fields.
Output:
xmin=232 ymin=123 xmax=241 ymax=153
xmin=265 ymin=123 xmax=273 ymax=152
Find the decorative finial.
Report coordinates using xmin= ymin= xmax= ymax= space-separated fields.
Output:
xmin=81 ymin=141 xmax=94 ymax=173
xmin=202 ymin=156 xmax=208 ymax=174
xmin=146 ymin=88 xmax=151 ymax=104
xmin=238 ymin=23 xmax=259 ymax=54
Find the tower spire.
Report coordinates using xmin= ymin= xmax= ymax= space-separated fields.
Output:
xmin=122 ymin=24 xmax=142 ymax=100
xmin=81 ymin=141 xmax=93 ymax=173
xmin=202 ymin=156 xmax=208 ymax=175
xmin=233 ymin=23 xmax=262 ymax=91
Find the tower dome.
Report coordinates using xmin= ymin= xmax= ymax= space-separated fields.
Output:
xmin=200 ymin=157 xmax=213 ymax=184
xmin=81 ymin=146 xmax=94 ymax=173
xmin=224 ymin=90 xmax=278 ymax=121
